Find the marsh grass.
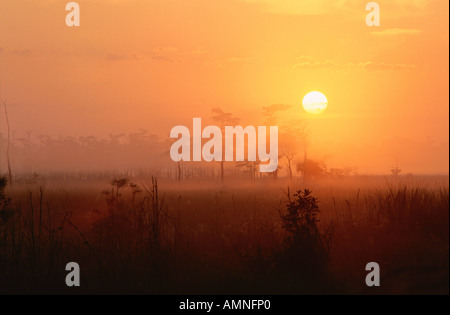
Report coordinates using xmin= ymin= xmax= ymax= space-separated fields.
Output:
xmin=0 ymin=175 xmax=448 ymax=294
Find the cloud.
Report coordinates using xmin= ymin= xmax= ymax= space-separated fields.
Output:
xmin=151 ymin=46 xmax=178 ymax=54
xmin=149 ymin=46 xmax=180 ymax=62
xmin=371 ymin=28 xmax=423 ymax=36
xmin=292 ymin=59 xmax=416 ymax=72
xmin=292 ymin=60 xmax=371 ymax=70
xmin=188 ymin=47 xmax=207 ymax=55
xmin=240 ymin=0 xmax=429 ymax=16
xmin=227 ymin=56 xmax=256 ymax=63
xmin=106 ymin=53 xmax=139 ymax=61
xmin=150 ymin=46 xmax=208 ymax=63
xmin=364 ymin=62 xmax=416 ymax=71
xmin=151 ymin=55 xmax=173 ymax=62
xmin=241 ymin=0 xmax=344 ymax=15
xmin=105 ymin=47 xmax=178 ymax=62
xmin=11 ymin=49 xmax=32 ymax=56
xmin=297 ymin=55 xmax=313 ymax=60
xmin=263 ymin=104 xmax=292 ymax=114
xmin=0 ymin=48 xmax=33 ymax=56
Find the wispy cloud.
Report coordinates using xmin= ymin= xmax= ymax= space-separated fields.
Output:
xmin=292 ymin=60 xmax=369 ymax=70
xmin=227 ymin=56 xmax=257 ymax=63
xmin=188 ymin=47 xmax=207 ymax=55
xmin=103 ymin=46 xmax=203 ymax=63
xmin=292 ymin=59 xmax=416 ymax=72
xmin=0 ymin=48 xmax=33 ymax=56
xmin=149 ymin=46 xmax=206 ymax=63
xmin=11 ymin=49 xmax=32 ymax=56
xmin=151 ymin=46 xmax=178 ymax=54
xmin=240 ymin=0 xmax=429 ymax=16
xmin=364 ymin=62 xmax=416 ymax=71
xmin=106 ymin=53 xmax=140 ymax=61
xmin=296 ymin=55 xmax=313 ymax=60
xmin=371 ymin=28 xmax=423 ymax=36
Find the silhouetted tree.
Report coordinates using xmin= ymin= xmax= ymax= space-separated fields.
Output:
xmin=282 ymin=151 xmax=295 ymax=181
xmin=278 ymin=189 xmax=333 ymax=291
xmin=211 ymin=108 xmax=240 ymax=182
xmin=262 ymin=104 xmax=291 ymax=125
xmin=3 ymin=100 xmax=12 ymax=185
xmin=297 ymin=159 xmax=327 ymax=180
xmin=235 ymin=160 xmax=260 ymax=179
xmin=391 ymin=164 xmax=402 ymax=176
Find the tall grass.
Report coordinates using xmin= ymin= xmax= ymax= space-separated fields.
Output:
xmin=0 ymin=175 xmax=448 ymax=294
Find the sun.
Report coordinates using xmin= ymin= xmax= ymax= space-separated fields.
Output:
xmin=302 ymin=91 xmax=328 ymax=114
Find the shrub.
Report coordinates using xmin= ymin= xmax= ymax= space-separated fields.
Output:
xmin=0 ymin=176 xmax=11 ymax=222
xmin=278 ymin=189 xmax=334 ymax=292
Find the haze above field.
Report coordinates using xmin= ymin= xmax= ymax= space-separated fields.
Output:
xmin=0 ymin=0 xmax=448 ymax=174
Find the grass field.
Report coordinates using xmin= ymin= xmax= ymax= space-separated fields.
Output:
xmin=0 ymin=174 xmax=448 ymax=294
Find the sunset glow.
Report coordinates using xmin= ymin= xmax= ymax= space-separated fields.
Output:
xmin=0 ymin=0 xmax=447 ymax=174
xmin=0 ymin=0 xmax=448 ymax=297
xmin=302 ymin=91 xmax=328 ymax=114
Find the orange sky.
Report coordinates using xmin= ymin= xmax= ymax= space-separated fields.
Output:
xmin=0 ymin=0 xmax=448 ymax=174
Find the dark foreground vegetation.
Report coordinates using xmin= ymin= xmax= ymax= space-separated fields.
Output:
xmin=0 ymin=174 xmax=448 ymax=294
